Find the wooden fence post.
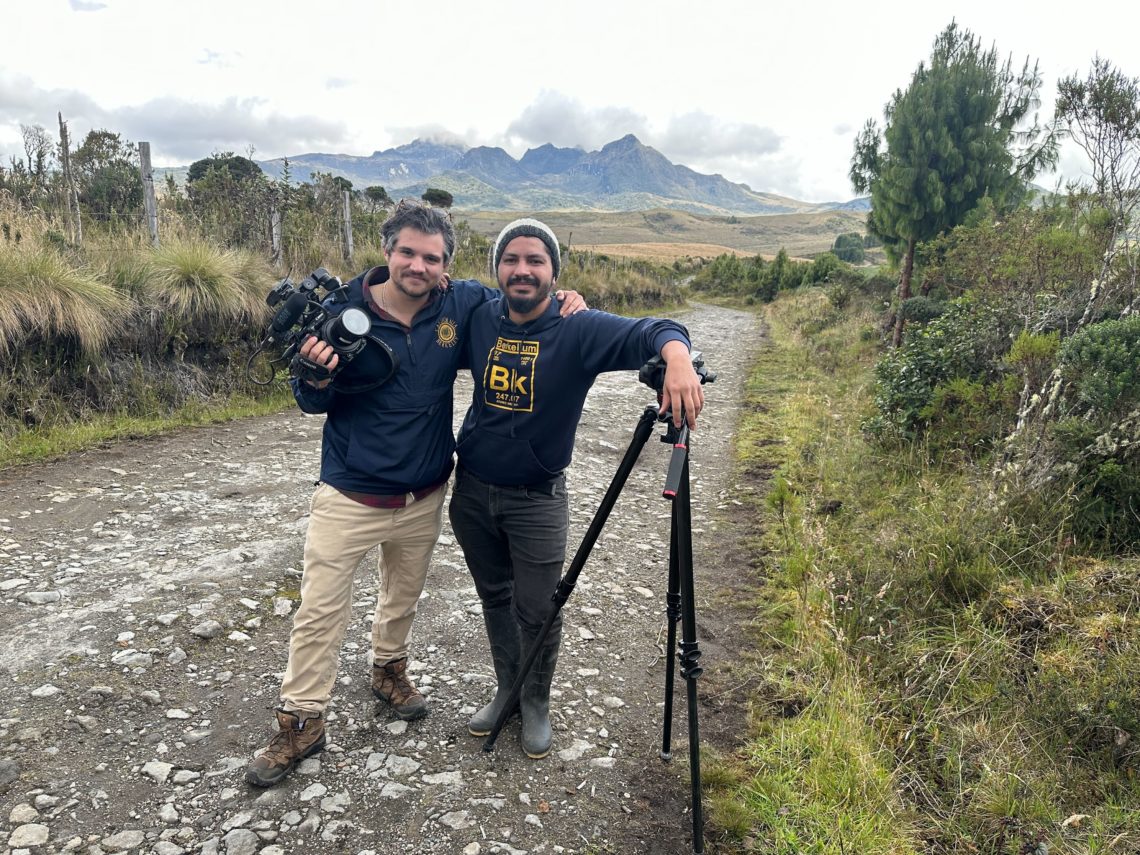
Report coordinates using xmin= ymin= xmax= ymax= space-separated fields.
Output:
xmin=270 ymin=203 xmax=283 ymax=269
xmin=342 ymin=190 xmax=354 ymax=266
xmin=138 ymin=141 xmax=159 ymax=246
xmin=57 ymin=112 xmax=82 ymax=246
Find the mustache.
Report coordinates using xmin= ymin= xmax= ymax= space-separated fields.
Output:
xmin=507 ymin=275 xmax=540 ymax=287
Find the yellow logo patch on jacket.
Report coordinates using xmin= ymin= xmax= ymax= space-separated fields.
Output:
xmin=435 ymin=318 xmax=458 ymax=348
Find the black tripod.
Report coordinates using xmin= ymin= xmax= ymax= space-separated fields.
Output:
xmin=482 ymin=357 xmax=712 ymax=854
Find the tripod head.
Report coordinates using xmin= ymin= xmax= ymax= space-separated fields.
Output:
xmin=639 ymin=350 xmax=715 ymax=439
xmin=638 ymin=350 xmax=716 ymax=395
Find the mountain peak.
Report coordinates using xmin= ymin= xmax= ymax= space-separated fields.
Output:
xmin=401 ymin=137 xmax=467 ymax=153
xmin=608 ymin=134 xmax=644 ymax=149
xmin=520 ymin=143 xmax=586 ymax=176
xmin=367 ymin=137 xmax=467 ymax=159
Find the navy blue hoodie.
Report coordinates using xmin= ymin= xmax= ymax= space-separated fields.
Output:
xmin=292 ymin=268 xmax=498 ymax=495
xmin=455 ymin=296 xmax=690 ymax=485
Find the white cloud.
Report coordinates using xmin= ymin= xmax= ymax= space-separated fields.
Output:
xmin=506 ymin=92 xmax=650 ymax=152
xmin=0 ymin=72 xmax=347 ymax=164
xmin=501 ymin=93 xmax=797 ymax=195
xmin=385 ymin=126 xmax=470 ymax=149
xmin=656 ymin=112 xmax=781 ymax=161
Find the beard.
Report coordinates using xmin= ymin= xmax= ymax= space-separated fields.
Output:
xmin=503 ymin=274 xmax=553 ymax=316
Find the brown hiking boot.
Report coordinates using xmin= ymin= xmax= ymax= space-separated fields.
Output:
xmin=372 ymin=657 xmax=428 ymax=721
xmin=244 ymin=709 xmax=326 ymax=788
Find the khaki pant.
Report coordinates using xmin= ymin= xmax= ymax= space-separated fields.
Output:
xmin=280 ymin=482 xmax=445 ymax=714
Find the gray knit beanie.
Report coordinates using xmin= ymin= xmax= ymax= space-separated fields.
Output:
xmin=490 ymin=218 xmax=561 ymax=279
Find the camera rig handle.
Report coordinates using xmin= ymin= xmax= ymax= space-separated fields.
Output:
xmin=638 ymin=350 xmax=717 ymax=395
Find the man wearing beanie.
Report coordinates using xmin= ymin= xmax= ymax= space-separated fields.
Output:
xmin=246 ymin=203 xmax=586 ymax=788
xmin=449 ymin=217 xmax=704 ymax=759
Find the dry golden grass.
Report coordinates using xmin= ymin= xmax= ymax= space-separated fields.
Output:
xmin=0 ymin=246 xmax=127 ymax=355
xmin=459 ymin=207 xmax=867 ymax=258
xmin=575 ymin=242 xmax=749 ymax=262
xmin=577 ymin=242 xmax=813 ymax=263
xmin=144 ymin=240 xmax=253 ymax=321
xmin=0 ymin=193 xmax=57 ymax=247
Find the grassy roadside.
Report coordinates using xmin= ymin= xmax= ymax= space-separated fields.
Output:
xmin=704 ymin=289 xmax=1140 ymax=853
xmin=703 ymin=288 xmax=916 ymax=853
xmin=0 ymin=388 xmax=294 ymax=469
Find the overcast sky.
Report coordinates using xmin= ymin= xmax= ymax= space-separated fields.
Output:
xmin=3 ymin=0 xmax=1137 ymax=203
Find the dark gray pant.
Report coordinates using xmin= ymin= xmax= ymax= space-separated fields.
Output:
xmin=448 ymin=466 xmax=569 ymax=639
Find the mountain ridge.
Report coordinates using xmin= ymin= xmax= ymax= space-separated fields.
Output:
xmin=249 ymin=135 xmax=869 ymax=216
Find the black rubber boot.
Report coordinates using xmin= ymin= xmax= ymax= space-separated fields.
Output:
xmin=468 ymin=607 xmax=522 ymax=736
xmin=519 ymin=630 xmax=560 ymax=759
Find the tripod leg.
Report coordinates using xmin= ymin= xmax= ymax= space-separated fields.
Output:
xmin=660 ymin=511 xmax=681 ymax=761
xmin=675 ymin=458 xmax=705 ymax=854
xmin=482 ymin=406 xmax=660 ymax=752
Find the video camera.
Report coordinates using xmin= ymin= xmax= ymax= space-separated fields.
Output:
xmin=248 ymin=268 xmax=396 ymax=391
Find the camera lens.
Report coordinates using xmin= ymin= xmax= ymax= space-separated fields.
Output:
xmin=323 ymin=307 xmax=371 ymax=348
xmin=339 ymin=307 xmax=370 ymax=337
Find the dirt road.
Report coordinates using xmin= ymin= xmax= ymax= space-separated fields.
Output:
xmin=0 ymin=302 xmax=763 ymax=855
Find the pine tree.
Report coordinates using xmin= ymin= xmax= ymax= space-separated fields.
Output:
xmin=850 ymin=21 xmax=1057 ymax=345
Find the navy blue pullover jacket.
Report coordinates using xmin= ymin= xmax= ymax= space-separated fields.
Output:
xmin=292 ymin=268 xmax=498 ymax=495
xmin=455 ymin=296 xmax=690 ymax=486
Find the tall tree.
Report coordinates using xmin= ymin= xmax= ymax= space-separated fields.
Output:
xmin=364 ymin=185 xmax=392 ymax=213
xmin=421 ymin=187 xmax=453 ymax=208
xmin=1056 ymin=56 xmax=1140 ymax=313
xmin=187 ymin=152 xmax=263 ymax=184
xmin=185 ymin=152 xmax=271 ymax=247
xmin=20 ymin=123 xmax=54 ymax=178
xmin=72 ymin=129 xmax=143 ymax=225
xmin=850 ymin=21 xmax=1057 ymax=345
xmin=832 ymin=232 xmax=865 ymax=264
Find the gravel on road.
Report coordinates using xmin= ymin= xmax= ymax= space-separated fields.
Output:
xmin=0 ymin=302 xmax=765 ymax=855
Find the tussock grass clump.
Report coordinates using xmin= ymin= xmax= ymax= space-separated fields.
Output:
xmin=142 ymin=240 xmax=265 ymax=323
xmin=281 ymin=235 xmax=341 ymax=279
xmin=97 ymin=241 xmax=156 ymax=299
xmin=0 ymin=245 xmax=126 ymax=355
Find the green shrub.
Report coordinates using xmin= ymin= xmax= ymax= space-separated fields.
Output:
xmin=1025 ymin=317 xmax=1140 ymax=549
xmin=1008 ymin=330 xmax=1060 ymax=391
xmin=859 ymin=269 xmax=897 ymax=298
xmin=922 ymin=376 xmax=1021 ymax=460
xmin=1059 ymin=315 xmax=1140 ymax=419
xmin=900 ymin=295 xmax=946 ymax=323
xmin=1050 ymin=417 xmax=1140 ymax=550
xmin=825 ymin=281 xmax=852 ymax=309
xmin=866 ymin=296 xmax=1009 ymax=440
xmin=804 ymin=251 xmax=843 ymax=285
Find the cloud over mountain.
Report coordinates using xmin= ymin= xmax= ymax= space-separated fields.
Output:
xmin=0 ymin=72 xmax=346 ymax=163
